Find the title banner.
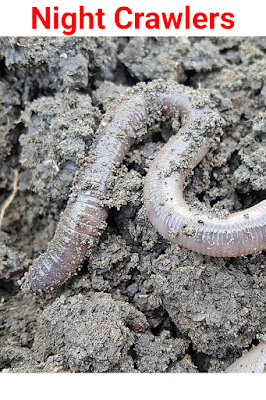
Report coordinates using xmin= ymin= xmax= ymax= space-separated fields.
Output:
xmin=0 ymin=0 xmax=265 ymax=36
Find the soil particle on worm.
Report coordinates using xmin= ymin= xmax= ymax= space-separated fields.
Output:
xmin=1 ymin=36 xmax=266 ymax=372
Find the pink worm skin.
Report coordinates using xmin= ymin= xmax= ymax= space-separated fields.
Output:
xmin=24 ymin=80 xmax=266 ymax=292
xmin=225 ymin=341 xmax=266 ymax=373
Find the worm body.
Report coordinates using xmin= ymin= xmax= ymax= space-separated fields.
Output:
xmin=24 ymin=80 xmax=266 ymax=292
xmin=225 ymin=341 xmax=266 ymax=373
xmin=25 ymin=94 xmax=146 ymax=292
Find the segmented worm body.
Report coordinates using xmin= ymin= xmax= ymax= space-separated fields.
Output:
xmin=24 ymin=79 xmax=266 ymax=292
xmin=225 ymin=341 xmax=266 ymax=373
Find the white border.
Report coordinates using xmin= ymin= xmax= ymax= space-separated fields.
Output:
xmin=0 ymin=0 xmax=265 ymax=36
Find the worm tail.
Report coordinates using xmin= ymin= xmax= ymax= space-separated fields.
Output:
xmin=24 ymin=190 xmax=108 ymax=292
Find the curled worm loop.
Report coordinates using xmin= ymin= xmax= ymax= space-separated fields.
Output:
xmin=23 ymin=79 xmax=266 ymax=292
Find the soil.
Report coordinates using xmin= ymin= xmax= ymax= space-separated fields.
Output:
xmin=1 ymin=36 xmax=266 ymax=373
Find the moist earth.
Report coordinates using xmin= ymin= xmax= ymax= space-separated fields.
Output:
xmin=1 ymin=36 xmax=266 ymax=373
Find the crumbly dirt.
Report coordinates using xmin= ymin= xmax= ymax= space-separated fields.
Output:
xmin=1 ymin=36 xmax=266 ymax=373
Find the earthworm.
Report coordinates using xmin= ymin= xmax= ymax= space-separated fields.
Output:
xmin=225 ymin=341 xmax=266 ymax=373
xmin=23 ymin=79 xmax=266 ymax=292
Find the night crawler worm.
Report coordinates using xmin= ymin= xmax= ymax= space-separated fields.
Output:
xmin=23 ymin=79 xmax=266 ymax=292
xmin=225 ymin=341 xmax=266 ymax=373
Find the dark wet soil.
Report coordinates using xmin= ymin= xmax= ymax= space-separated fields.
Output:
xmin=1 ymin=36 xmax=266 ymax=372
